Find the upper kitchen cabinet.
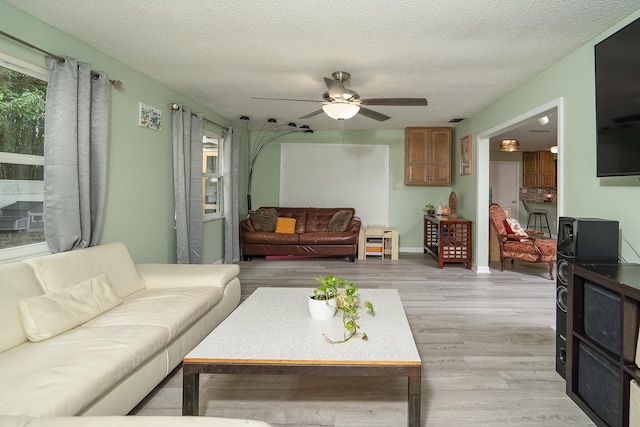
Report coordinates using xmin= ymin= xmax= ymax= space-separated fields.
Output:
xmin=523 ymin=150 xmax=556 ymax=188
xmin=404 ymin=127 xmax=451 ymax=185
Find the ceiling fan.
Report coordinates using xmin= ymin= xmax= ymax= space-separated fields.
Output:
xmin=252 ymin=71 xmax=428 ymax=121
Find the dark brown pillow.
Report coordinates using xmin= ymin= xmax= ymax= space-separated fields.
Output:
xmin=328 ymin=210 xmax=353 ymax=232
xmin=251 ymin=208 xmax=278 ymax=232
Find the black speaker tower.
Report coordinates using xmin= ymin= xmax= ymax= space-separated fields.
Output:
xmin=555 ymin=217 xmax=619 ymax=378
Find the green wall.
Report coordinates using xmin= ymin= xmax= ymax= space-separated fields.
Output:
xmin=452 ymin=9 xmax=640 ymax=268
xmin=0 ymin=1 xmax=230 ymax=264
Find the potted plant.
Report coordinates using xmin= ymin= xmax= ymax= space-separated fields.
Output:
xmin=423 ymin=203 xmax=436 ymax=215
xmin=311 ymin=275 xmax=375 ymax=343
xmin=308 ymin=276 xmax=338 ymax=321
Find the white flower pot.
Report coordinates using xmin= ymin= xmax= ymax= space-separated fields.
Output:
xmin=308 ymin=295 xmax=337 ymax=320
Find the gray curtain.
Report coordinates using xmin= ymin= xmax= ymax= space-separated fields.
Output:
xmin=43 ymin=56 xmax=110 ymax=253
xmin=223 ymin=128 xmax=240 ymax=264
xmin=172 ymin=106 xmax=203 ymax=264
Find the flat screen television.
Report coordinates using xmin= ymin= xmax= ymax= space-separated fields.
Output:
xmin=595 ymin=17 xmax=640 ymax=177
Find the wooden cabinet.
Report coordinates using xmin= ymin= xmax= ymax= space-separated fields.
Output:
xmin=423 ymin=214 xmax=472 ymax=268
xmin=539 ymin=151 xmax=556 ymax=187
xmin=522 ymin=152 xmax=539 ymax=187
xmin=567 ymin=263 xmax=640 ymax=426
xmin=523 ymin=151 xmax=556 ymax=187
xmin=404 ymin=127 xmax=451 ymax=185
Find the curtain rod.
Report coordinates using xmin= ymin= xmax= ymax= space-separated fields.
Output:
xmin=0 ymin=30 xmax=123 ymax=89
xmin=170 ymin=103 xmax=226 ymax=130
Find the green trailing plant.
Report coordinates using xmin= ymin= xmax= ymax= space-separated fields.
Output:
xmin=423 ymin=203 xmax=435 ymax=214
xmin=313 ymin=275 xmax=374 ymax=344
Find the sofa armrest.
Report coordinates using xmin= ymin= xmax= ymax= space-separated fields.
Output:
xmin=345 ymin=216 xmax=361 ymax=234
xmin=240 ymin=218 xmax=256 ymax=232
xmin=137 ymin=264 xmax=239 ymax=290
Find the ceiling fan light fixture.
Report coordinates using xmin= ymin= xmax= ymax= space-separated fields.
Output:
xmin=500 ymin=139 xmax=520 ymax=152
xmin=322 ymin=103 xmax=360 ymax=120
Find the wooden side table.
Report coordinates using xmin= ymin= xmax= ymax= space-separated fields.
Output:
xmin=423 ymin=214 xmax=472 ymax=268
xmin=358 ymin=226 xmax=399 ymax=260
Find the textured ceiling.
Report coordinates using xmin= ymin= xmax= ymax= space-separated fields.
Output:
xmin=5 ymin=0 xmax=640 ymax=135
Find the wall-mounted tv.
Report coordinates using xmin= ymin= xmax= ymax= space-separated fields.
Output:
xmin=595 ymin=17 xmax=640 ymax=177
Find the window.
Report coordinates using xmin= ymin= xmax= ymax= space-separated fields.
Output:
xmin=0 ymin=55 xmax=48 ymax=256
xmin=202 ymin=129 xmax=223 ymax=220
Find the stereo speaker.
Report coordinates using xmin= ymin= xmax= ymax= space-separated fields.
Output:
xmin=555 ymin=217 xmax=619 ymax=378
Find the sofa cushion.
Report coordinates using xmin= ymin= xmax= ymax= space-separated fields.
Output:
xmin=305 ymin=208 xmax=356 ymax=233
xmin=0 ymin=262 xmax=45 ymax=353
xmin=328 ymin=210 xmax=353 ymax=232
xmin=250 ymin=208 xmax=277 ymax=232
xmin=89 ymin=285 xmax=224 ymax=341
xmin=19 ymin=274 xmax=122 ymax=343
xmin=299 ymin=232 xmax=358 ymax=245
xmin=0 ymin=323 xmax=170 ymax=417
xmin=25 ymin=242 xmax=145 ymax=298
xmin=264 ymin=207 xmax=308 ymax=233
xmin=242 ymin=231 xmax=300 ymax=245
xmin=275 ymin=217 xmax=296 ymax=233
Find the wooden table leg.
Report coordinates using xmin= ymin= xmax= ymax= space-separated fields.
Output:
xmin=182 ymin=369 xmax=200 ymax=416
xmin=407 ymin=367 xmax=421 ymax=427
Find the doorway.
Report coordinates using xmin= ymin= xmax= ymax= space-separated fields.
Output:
xmin=475 ymin=99 xmax=563 ymax=272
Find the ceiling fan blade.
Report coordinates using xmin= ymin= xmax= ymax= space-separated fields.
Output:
xmin=251 ymin=97 xmax=321 ymax=103
xmin=324 ymin=77 xmax=345 ymax=99
xmin=299 ymin=109 xmax=324 ymax=119
xmin=358 ymin=107 xmax=391 ymax=122
xmin=360 ymin=98 xmax=428 ymax=106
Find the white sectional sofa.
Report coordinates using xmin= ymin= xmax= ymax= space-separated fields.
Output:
xmin=0 ymin=416 xmax=270 ymax=427
xmin=0 ymin=242 xmax=269 ymax=426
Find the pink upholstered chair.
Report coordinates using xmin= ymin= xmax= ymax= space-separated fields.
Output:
xmin=489 ymin=203 xmax=557 ymax=280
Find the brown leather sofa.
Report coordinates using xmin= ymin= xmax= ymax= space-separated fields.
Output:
xmin=240 ymin=207 xmax=361 ymax=262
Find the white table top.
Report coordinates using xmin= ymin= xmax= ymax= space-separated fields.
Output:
xmin=185 ymin=287 xmax=421 ymax=366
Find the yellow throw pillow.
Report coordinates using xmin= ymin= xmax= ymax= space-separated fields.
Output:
xmin=275 ymin=217 xmax=296 ymax=234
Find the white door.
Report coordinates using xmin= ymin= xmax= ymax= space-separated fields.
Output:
xmin=490 ymin=161 xmax=519 ymax=219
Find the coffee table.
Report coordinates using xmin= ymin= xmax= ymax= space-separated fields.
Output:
xmin=182 ymin=287 xmax=422 ymax=426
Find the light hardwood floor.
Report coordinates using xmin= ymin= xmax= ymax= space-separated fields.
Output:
xmin=131 ymin=253 xmax=594 ymax=426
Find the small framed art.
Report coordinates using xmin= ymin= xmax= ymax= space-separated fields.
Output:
xmin=138 ymin=102 xmax=162 ymax=131
xmin=459 ymin=133 xmax=472 ymax=176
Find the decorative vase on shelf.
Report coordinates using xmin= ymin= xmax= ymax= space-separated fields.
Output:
xmin=436 ymin=204 xmax=443 ymax=215
xmin=308 ymin=295 xmax=337 ymax=320
xmin=449 ymin=191 xmax=459 ymax=219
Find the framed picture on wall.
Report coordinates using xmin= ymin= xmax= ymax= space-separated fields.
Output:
xmin=460 ymin=134 xmax=472 ymax=176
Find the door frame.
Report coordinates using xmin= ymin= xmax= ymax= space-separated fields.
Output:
xmin=475 ymin=98 xmax=563 ymax=273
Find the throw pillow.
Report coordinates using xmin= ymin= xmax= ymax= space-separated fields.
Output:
xmin=506 ymin=217 xmax=529 ymax=241
xmin=275 ymin=217 xmax=296 ymax=234
xmin=19 ymin=274 xmax=122 ymax=342
xmin=503 ymin=219 xmax=515 ymax=235
xmin=328 ymin=210 xmax=353 ymax=232
xmin=251 ymin=208 xmax=278 ymax=232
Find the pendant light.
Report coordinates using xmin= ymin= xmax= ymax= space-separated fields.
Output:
xmin=499 ymin=139 xmax=520 ymax=152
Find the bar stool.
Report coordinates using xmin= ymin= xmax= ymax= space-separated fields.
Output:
xmin=522 ymin=200 xmax=551 ymax=237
